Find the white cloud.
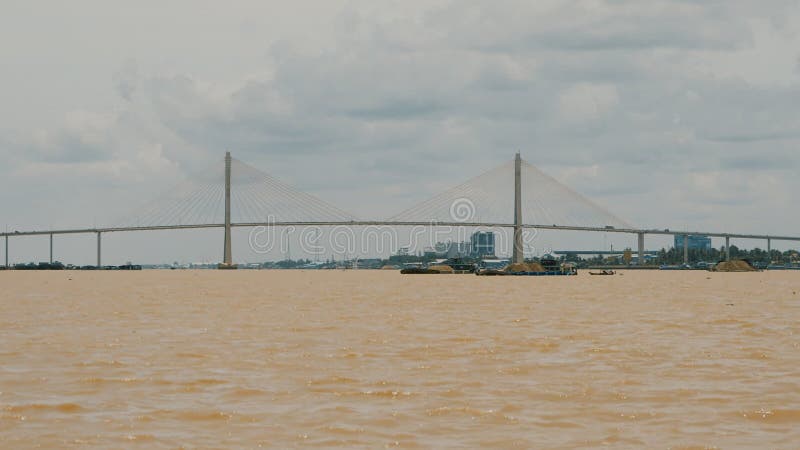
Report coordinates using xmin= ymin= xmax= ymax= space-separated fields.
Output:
xmin=557 ymin=83 xmax=620 ymax=121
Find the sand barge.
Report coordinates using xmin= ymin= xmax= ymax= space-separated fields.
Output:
xmin=477 ymin=260 xmax=576 ymax=276
xmin=427 ymin=264 xmax=455 ymax=274
xmin=505 ymin=262 xmax=546 ymax=273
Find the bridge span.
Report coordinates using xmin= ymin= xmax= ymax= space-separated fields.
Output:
xmin=3 ymin=152 xmax=798 ymax=268
xmin=3 ymin=221 xmax=798 ymax=269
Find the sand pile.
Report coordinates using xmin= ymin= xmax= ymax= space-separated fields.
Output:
xmin=712 ymin=260 xmax=758 ymax=272
xmin=428 ymin=265 xmax=455 ymax=274
xmin=529 ymin=262 xmax=546 ymax=272
xmin=505 ymin=262 xmax=546 ymax=273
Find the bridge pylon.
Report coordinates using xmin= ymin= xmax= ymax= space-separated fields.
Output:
xmin=512 ymin=152 xmax=524 ymax=264
xmin=219 ymin=151 xmax=237 ymax=269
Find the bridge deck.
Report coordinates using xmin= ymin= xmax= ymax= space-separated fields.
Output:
xmin=2 ymin=222 xmax=799 ymax=242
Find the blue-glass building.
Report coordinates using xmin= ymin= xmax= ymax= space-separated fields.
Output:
xmin=674 ymin=235 xmax=712 ymax=251
xmin=471 ymin=231 xmax=495 ymax=257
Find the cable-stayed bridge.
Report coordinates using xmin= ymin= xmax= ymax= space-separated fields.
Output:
xmin=3 ymin=152 xmax=799 ymax=268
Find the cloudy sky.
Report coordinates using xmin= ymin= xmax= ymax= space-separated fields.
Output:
xmin=2 ymin=0 xmax=800 ymax=263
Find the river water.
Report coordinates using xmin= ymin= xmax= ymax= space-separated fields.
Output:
xmin=1 ymin=270 xmax=799 ymax=448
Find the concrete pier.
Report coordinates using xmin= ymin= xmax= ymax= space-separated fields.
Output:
xmin=725 ymin=236 xmax=731 ymax=261
xmin=4 ymin=235 xmax=7 ymax=268
xmin=97 ymin=232 xmax=102 ymax=268
xmin=637 ymin=232 xmax=645 ymax=266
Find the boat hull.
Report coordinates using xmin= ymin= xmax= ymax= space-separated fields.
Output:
xmin=476 ymin=270 xmax=577 ymax=276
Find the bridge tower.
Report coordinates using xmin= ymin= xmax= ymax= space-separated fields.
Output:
xmin=219 ymin=151 xmax=236 ymax=269
xmin=512 ymin=152 xmax=524 ymax=264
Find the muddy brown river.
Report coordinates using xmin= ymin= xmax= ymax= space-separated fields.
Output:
xmin=1 ymin=270 xmax=798 ymax=448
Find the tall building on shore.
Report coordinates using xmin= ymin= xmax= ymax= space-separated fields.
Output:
xmin=471 ymin=231 xmax=495 ymax=257
xmin=674 ymin=235 xmax=712 ymax=251
xmin=445 ymin=241 xmax=470 ymax=258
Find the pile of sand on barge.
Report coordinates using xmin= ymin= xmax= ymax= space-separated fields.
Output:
xmin=712 ymin=260 xmax=758 ymax=272
xmin=427 ymin=265 xmax=455 ymax=274
xmin=505 ymin=262 xmax=546 ymax=273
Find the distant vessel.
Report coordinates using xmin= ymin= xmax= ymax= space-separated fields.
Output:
xmin=659 ymin=264 xmax=692 ymax=270
xmin=766 ymin=264 xmax=800 ymax=270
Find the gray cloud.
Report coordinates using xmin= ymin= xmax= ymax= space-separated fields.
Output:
xmin=113 ymin=59 xmax=139 ymax=102
xmin=419 ymin=0 xmax=753 ymax=53
xmin=28 ymin=131 xmax=112 ymax=164
xmin=719 ymin=154 xmax=798 ymax=171
xmin=703 ymin=131 xmax=800 ymax=143
xmin=346 ymin=98 xmax=445 ymax=120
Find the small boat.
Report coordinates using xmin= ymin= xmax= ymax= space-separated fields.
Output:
xmin=659 ymin=264 xmax=692 ymax=270
xmin=474 ymin=268 xmax=508 ymax=276
xmin=589 ymin=270 xmax=616 ymax=276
